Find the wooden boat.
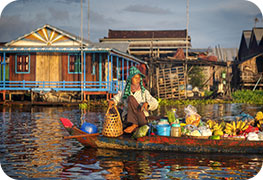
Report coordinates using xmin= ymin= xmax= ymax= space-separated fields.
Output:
xmin=60 ymin=118 xmax=263 ymax=154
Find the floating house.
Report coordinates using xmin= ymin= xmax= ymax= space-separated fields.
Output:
xmin=235 ymin=27 xmax=263 ymax=89
xmin=0 ymin=24 xmax=147 ymax=102
xmin=99 ymin=29 xmax=191 ymax=58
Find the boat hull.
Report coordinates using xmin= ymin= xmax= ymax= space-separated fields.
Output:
xmin=61 ymin=118 xmax=263 ymax=154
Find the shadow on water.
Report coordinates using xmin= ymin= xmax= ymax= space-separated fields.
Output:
xmin=0 ymin=104 xmax=263 ymax=179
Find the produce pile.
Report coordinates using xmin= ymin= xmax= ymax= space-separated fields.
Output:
xmin=173 ymin=105 xmax=263 ymax=141
xmin=132 ymin=105 xmax=263 ymax=141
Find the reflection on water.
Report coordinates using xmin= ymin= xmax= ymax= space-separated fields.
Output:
xmin=0 ymin=104 xmax=263 ymax=179
xmin=62 ymin=148 xmax=262 ymax=180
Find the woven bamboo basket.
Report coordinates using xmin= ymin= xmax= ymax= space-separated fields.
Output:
xmin=102 ymin=106 xmax=123 ymax=137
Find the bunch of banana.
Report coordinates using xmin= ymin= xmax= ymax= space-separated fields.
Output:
xmin=207 ymin=119 xmax=224 ymax=136
xmin=255 ymin=112 xmax=263 ymax=129
xmin=207 ymin=119 xmax=216 ymax=129
xmin=255 ymin=111 xmax=263 ymax=121
xmin=224 ymin=121 xmax=236 ymax=136
xmin=224 ymin=121 xmax=249 ymax=135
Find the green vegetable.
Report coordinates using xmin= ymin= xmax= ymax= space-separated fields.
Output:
xmin=167 ymin=110 xmax=176 ymax=123
xmin=211 ymin=135 xmax=220 ymax=140
xmin=132 ymin=125 xmax=149 ymax=139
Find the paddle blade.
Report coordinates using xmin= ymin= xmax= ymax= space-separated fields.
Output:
xmin=60 ymin=118 xmax=74 ymax=128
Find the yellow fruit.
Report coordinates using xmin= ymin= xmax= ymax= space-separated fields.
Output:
xmin=242 ymin=124 xmax=249 ymax=131
xmin=240 ymin=122 xmax=246 ymax=130
xmin=225 ymin=123 xmax=233 ymax=129
xmin=219 ymin=122 xmax=225 ymax=130
xmin=237 ymin=121 xmax=241 ymax=129
xmin=224 ymin=129 xmax=232 ymax=135
xmin=232 ymin=121 xmax=236 ymax=131
xmin=214 ymin=130 xmax=223 ymax=136
xmin=255 ymin=111 xmax=263 ymax=120
xmin=180 ymin=123 xmax=186 ymax=127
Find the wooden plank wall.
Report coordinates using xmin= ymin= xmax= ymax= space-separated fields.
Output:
xmin=9 ymin=53 xmax=36 ymax=81
xmin=61 ymin=52 xmax=107 ymax=84
xmin=61 ymin=53 xmax=80 ymax=82
xmin=36 ymin=52 xmax=61 ymax=82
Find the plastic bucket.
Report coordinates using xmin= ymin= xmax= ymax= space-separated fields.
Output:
xmin=156 ymin=124 xmax=171 ymax=136
xmin=80 ymin=122 xmax=98 ymax=134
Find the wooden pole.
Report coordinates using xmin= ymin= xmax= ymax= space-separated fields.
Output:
xmin=81 ymin=0 xmax=84 ymax=101
xmin=185 ymin=0 xmax=189 ymax=91
xmin=88 ymin=0 xmax=90 ymax=41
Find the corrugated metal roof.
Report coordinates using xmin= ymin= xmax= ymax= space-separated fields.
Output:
xmin=107 ymin=29 xmax=187 ymax=39
xmin=253 ymin=27 xmax=263 ymax=45
xmin=243 ymin=30 xmax=252 ymax=48
xmin=94 ymin=42 xmax=129 ymax=52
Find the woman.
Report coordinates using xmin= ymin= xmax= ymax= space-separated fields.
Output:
xmin=108 ymin=66 xmax=158 ymax=133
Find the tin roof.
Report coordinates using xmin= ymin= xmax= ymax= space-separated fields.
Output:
xmin=253 ymin=27 xmax=263 ymax=45
xmin=243 ymin=30 xmax=252 ymax=48
xmin=106 ymin=29 xmax=187 ymax=39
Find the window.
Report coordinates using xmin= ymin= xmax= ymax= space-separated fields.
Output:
xmin=68 ymin=54 xmax=81 ymax=73
xmin=16 ymin=54 xmax=30 ymax=73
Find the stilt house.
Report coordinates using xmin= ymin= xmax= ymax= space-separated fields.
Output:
xmin=99 ymin=29 xmax=191 ymax=59
xmin=0 ymin=24 xmax=147 ymax=102
xmin=236 ymin=27 xmax=263 ymax=89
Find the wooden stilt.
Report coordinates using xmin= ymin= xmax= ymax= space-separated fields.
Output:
xmin=3 ymin=91 xmax=6 ymax=101
xmin=83 ymin=92 xmax=86 ymax=101
xmin=87 ymin=95 xmax=90 ymax=101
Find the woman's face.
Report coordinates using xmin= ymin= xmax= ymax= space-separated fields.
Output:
xmin=131 ymin=74 xmax=141 ymax=85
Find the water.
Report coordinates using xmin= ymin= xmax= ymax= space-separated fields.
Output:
xmin=0 ymin=104 xmax=263 ymax=179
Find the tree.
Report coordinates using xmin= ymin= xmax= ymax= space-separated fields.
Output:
xmin=188 ymin=66 xmax=205 ymax=89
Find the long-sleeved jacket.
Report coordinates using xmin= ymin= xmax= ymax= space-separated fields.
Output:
xmin=111 ymin=89 xmax=159 ymax=119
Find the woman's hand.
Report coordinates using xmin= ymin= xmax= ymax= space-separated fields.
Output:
xmin=141 ymin=102 xmax=149 ymax=111
xmin=108 ymin=100 xmax=115 ymax=108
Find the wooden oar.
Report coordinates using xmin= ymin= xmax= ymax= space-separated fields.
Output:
xmin=64 ymin=133 xmax=100 ymax=139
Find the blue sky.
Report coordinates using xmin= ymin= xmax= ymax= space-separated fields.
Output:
xmin=0 ymin=0 xmax=262 ymax=48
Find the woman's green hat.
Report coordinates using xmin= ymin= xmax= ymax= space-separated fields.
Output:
xmin=123 ymin=66 xmax=146 ymax=99
xmin=127 ymin=66 xmax=145 ymax=81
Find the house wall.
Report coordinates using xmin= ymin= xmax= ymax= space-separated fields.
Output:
xmin=61 ymin=53 xmax=80 ymax=82
xmin=35 ymin=52 xmax=61 ymax=82
xmin=239 ymin=57 xmax=257 ymax=73
xmin=61 ymin=52 xmax=107 ymax=83
xmin=9 ymin=53 xmax=36 ymax=81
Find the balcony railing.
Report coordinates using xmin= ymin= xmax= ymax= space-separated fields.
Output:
xmin=0 ymin=80 xmax=123 ymax=94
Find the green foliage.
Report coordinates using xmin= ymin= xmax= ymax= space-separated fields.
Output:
xmin=79 ymin=103 xmax=88 ymax=109
xmin=157 ymin=90 xmax=263 ymax=106
xmin=158 ymin=98 xmax=231 ymax=106
xmin=188 ymin=66 xmax=205 ymax=88
xmin=204 ymin=90 xmax=213 ymax=97
xmin=232 ymin=90 xmax=263 ymax=104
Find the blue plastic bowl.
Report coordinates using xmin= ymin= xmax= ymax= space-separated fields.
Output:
xmin=156 ymin=124 xmax=171 ymax=136
xmin=80 ymin=122 xmax=98 ymax=134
